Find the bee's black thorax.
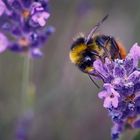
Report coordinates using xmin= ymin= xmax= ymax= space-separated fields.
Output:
xmin=94 ymin=35 xmax=120 ymax=59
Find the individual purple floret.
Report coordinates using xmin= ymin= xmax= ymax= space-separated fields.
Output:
xmin=0 ymin=32 xmax=9 ymax=52
xmin=30 ymin=2 xmax=50 ymax=27
xmin=0 ymin=0 xmax=54 ymax=58
xmin=93 ymin=43 xmax=140 ymax=140
xmin=98 ymin=84 xmax=120 ymax=108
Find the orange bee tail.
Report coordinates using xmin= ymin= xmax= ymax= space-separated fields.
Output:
xmin=117 ymin=41 xmax=127 ymax=59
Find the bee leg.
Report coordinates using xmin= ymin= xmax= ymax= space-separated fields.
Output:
xmin=102 ymin=37 xmax=112 ymax=59
xmin=88 ymin=74 xmax=100 ymax=89
xmin=110 ymin=37 xmax=122 ymax=59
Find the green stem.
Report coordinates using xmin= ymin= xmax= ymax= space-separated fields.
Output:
xmin=21 ymin=56 xmax=30 ymax=114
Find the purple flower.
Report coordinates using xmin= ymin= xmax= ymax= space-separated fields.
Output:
xmin=0 ymin=0 xmax=54 ymax=58
xmin=0 ymin=32 xmax=9 ymax=52
xmin=31 ymin=11 xmax=50 ymax=26
xmin=98 ymin=84 xmax=120 ymax=108
xmin=0 ymin=0 xmax=6 ymax=16
xmin=113 ymin=60 xmax=126 ymax=78
xmin=31 ymin=48 xmax=43 ymax=58
xmin=30 ymin=2 xmax=50 ymax=27
xmin=16 ymin=110 xmax=34 ymax=140
xmin=93 ymin=43 xmax=140 ymax=139
xmin=111 ymin=122 xmax=124 ymax=140
xmin=129 ymin=43 xmax=140 ymax=67
xmin=0 ymin=0 xmax=10 ymax=16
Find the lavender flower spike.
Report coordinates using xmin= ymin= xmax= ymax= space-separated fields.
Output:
xmin=94 ymin=43 xmax=140 ymax=139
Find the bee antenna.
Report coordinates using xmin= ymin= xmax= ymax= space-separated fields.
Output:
xmin=86 ymin=14 xmax=109 ymax=44
xmin=88 ymin=74 xmax=100 ymax=89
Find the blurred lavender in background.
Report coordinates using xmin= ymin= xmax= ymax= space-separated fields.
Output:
xmin=0 ymin=0 xmax=140 ymax=140
xmin=0 ymin=0 xmax=54 ymax=57
xmin=16 ymin=110 xmax=34 ymax=140
xmin=0 ymin=0 xmax=54 ymax=140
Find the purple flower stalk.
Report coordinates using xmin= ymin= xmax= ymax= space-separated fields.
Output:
xmin=0 ymin=0 xmax=54 ymax=58
xmin=93 ymin=43 xmax=140 ymax=140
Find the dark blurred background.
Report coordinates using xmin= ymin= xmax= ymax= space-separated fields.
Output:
xmin=1 ymin=0 xmax=140 ymax=140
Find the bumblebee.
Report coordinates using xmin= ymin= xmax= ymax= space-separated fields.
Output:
xmin=69 ymin=15 xmax=126 ymax=74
